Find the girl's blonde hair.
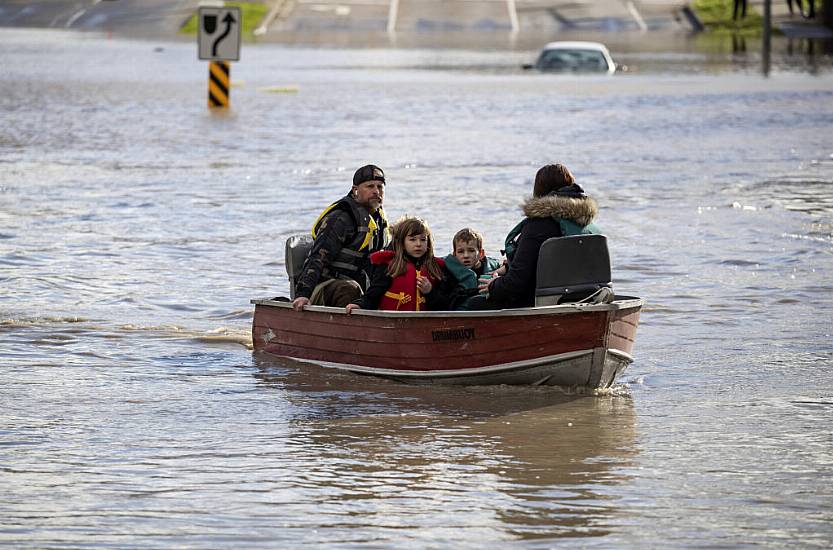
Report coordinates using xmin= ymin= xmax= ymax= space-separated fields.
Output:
xmin=387 ymin=216 xmax=443 ymax=280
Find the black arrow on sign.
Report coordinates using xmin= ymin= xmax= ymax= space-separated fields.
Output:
xmin=212 ymin=12 xmax=236 ymax=57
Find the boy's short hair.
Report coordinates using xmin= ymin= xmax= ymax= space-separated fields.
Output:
xmin=452 ymin=228 xmax=484 ymax=250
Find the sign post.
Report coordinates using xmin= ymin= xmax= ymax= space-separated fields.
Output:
xmin=198 ymin=5 xmax=241 ymax=108
xmin=762 ymin=0 xmax=771 ymax=77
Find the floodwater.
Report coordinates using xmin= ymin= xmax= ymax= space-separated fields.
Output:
xmin=2 ymin=28 xmax=833 ymax=548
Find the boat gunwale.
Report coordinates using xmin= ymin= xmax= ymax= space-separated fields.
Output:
xmin=250 ymin=296 xmax=644 ymax=319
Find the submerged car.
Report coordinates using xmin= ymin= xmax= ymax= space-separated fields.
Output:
xmin=523 ymin=41 xmax=616 ymax=74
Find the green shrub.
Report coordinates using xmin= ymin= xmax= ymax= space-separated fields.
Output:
xmin=180 ymin=1 xmax=268 ymax=36
xmin=692 ymin=0 xmax=765 ymax=35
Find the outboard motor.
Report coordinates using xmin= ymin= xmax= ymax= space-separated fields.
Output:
xmin=285 ymin=234 xmax=313 ymax=299
xmin=535 ymin=235 xmax=613 ymax=305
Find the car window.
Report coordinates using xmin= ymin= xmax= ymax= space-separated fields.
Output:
xmin=537 ymin=49 xmax=609 ymax=71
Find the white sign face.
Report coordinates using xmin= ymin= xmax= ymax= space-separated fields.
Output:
xmin=198 ymin=7 xmax=241 ymax=61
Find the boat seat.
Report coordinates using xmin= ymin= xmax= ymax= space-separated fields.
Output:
xmin=535 ymin=234 xmax=612 ymax=306
xmin=285 ymin=233 xmax=313 ymax=299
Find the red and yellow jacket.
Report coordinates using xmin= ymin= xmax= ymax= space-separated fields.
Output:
xmin=363 ymin=250 xmax=447 ymax=311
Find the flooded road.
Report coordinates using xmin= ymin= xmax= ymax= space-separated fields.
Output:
xmin=2 ymin=28 xmax=833 ymax=547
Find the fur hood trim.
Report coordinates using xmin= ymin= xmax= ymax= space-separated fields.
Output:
xmin=522 ymin=194 xmax=598 ymax=226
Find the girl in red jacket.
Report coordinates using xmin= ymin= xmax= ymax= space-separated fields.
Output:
xmin=346 ymin=216 xmax=454 ymax=312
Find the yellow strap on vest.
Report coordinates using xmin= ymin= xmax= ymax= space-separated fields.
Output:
xmin=358 ymin=216 xmax=377 ymax=251
xmin=384 ymin=291 xmax=412 ymax=310
xmin=415 ymin=268 xmax=425 ymax=311
xmin=311 ymin=202 xmax=339 ymax=239
xmin=359 ymin=208 xmax=390 ymax=251
xmin=311 ymin=202 xmax=388 ymax=252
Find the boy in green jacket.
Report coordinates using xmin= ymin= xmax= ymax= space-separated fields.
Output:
xmin=443 ymin=228 xmax=503 ymax=309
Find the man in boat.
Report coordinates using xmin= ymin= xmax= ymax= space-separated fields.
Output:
xmin=465 ymin=163 xmax=603 ymax=310
xmin=291 ymin=164 xmax=391 ymax=311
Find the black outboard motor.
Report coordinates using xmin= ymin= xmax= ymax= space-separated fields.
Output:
xmin=285 ymin=234 xmax=313 ymax=299
xmin=535 ymin=235 xmax=613 ymax=305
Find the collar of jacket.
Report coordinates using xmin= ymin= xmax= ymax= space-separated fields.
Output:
xmin=522 ymin=194 xmax=598 ymax=227
xmin=371 ymin=249 xmax=395 ymax=265
xmin=370 ymin=250 xmax=445 ymax=270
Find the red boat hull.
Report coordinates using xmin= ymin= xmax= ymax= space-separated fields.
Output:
xmin=251 ymin=297 xmax=643 ymax=389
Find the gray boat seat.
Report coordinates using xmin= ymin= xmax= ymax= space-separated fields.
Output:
xmin=285 ymin=234 xmax=313 ymax=299
xmin=535 ymin=234 xmax=613 ymax=306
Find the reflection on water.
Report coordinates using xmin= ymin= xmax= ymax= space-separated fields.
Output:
xmin=254 ymin=356 xmax=636 ymax=541
xmin=595 ymin=32 xmax=833 ymax=76
xmin=741 ymin=176 xmax=833 ymax=219
xmin=2 ymin=28 xmax=833 ymax=549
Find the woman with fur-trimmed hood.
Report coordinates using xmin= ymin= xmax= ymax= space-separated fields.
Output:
xmin=470 ymin=164 xmax=601 ymax=310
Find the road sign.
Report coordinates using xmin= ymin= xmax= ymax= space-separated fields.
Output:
xmin=198 ymin=6 xmax=241 ymax=61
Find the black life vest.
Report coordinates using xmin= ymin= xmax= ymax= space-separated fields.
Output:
xmin=311 ymin=194 xmax=390 ymax=279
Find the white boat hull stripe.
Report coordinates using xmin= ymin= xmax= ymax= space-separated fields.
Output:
xmin=277 ymin=348 xmax=632 ymax=378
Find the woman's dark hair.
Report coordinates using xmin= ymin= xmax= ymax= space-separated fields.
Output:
xmin=533 ymin=164 xmax=575 ymax=198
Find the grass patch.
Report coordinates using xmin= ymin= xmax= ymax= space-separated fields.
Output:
xmin=692 ymin=0 xmax=766 ymax=35
xmin=180 ymin=1 xmax=269 ymax=37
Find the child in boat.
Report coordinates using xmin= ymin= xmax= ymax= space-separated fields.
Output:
xmin=443 ymin=227 xmax=504 ymax=309
xmin=346 ymin=216 xmax=455 ymax=312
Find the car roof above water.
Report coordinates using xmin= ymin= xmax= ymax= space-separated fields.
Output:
xmin=541 ymin=41 xmax=611 ymax=52
xmin=535 ymin=41 xmax=616 ymax=73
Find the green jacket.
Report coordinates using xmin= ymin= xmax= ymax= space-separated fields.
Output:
xmin=443 ymin=254 xmax=502 ymax=290
xmin=503 ymin=218 xmax=600 ymax=263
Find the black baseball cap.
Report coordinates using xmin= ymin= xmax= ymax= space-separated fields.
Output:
xmin=353 ymin=164 xmax=385 ymax=187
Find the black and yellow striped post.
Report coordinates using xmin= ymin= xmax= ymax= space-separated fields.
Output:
xmin=208 ymin=60 xmax=231 ymax=108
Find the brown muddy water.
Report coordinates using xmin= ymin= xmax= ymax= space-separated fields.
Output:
xmin=1 ymin=28 xmax=833 ymax=548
